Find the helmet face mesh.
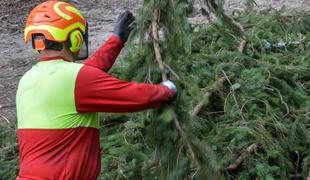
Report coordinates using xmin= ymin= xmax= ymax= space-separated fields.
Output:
xmin=76 ymin=23 xmax=89 ymax=60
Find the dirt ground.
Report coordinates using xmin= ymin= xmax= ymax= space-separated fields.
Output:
xmin=226 ymin=0 xmax=310 ymax=11
xmin=0 ymin=0 xmax=309 ymax=126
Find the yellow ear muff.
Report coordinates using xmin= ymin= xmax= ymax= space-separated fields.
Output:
xmin=69 ymin=30 xmax=83 ymax=53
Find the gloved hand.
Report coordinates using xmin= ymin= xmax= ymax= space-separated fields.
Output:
xmin=161 ymin=80 xmax=177 ymax=96
xmin=113 ymin=11 xmax=136 ymax=43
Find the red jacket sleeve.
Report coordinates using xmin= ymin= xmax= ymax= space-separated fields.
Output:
xmin=83 ymin=35 xmax=124 ymax=72
xmin=75 ymin=65 xmax=174 ymax=113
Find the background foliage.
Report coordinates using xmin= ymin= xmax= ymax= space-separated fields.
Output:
xmin=102 ymin=0 xmax=310 ymax=179
xmin=0 ymin=0 xmax=309 ymax=179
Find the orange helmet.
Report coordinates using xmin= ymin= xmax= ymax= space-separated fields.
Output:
xmin=25 ymin=0 xmax=86 ymax=43
xmin=25 ymin=0 xmax=88 ymax=56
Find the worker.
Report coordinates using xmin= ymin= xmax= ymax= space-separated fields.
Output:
xmin=16 ymin=1 xmax=176 ymax=179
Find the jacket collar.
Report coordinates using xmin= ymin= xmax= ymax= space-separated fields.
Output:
xmin=39 ymin=56 xmax=71 ymax=62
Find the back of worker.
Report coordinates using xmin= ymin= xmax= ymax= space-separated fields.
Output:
xmin=16 ymin=1 xmax=176 ymax=180
xmin=17 ymin=60 xmax=100 ymax=179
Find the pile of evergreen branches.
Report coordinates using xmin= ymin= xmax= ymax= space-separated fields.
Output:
xmin=0 ymin=1 xmax=309 ymax=179
xmin=0 ymin=125 xmax=18 ymax=179
xmin=101 ymin=0 xmax=310 ymax=179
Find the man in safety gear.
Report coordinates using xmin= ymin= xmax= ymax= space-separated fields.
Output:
xmin=16 ymin=1 xmax=177 ymax=179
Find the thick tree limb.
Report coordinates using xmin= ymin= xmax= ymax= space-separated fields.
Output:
xmin=227 ymin=143 xmax=258 ymax=171
xmin=151 ymin=7 xmax=198 ymax=167
xmin=151 ymin=8 xmax=167 ymax=81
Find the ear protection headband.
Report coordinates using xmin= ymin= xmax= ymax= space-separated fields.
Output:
xmin=31 ymin=23 xmax=88 ymax=60
xmin=32 ymin=29 xmax=84 ymax=53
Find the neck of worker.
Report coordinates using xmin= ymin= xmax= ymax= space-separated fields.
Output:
xmin=40 ymin=49 xmax=75 ymax=62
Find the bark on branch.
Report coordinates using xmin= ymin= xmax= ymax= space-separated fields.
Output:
xmin=151 ymin=9 xmax=167 ymax=81
xmin=191 ymin=77 xmax=226 ymax=117
xmin=227 ymin=143 xmax=258 ymax=171
xmin=151 ymin=7 xmax=198 ymax=167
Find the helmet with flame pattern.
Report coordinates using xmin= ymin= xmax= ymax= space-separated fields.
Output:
xmin=25 ymin=1 xmax=88 ymax=58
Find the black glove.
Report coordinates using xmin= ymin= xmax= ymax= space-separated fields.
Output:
xmin=113 ymin=11 xmax=135 ymax=43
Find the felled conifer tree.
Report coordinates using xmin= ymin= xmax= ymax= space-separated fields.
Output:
xmin=118 ymin=0 xmax=220 ymax=179
xmin=0 ymin=1 xmax=309 ymax=180
xmin=101 ymin=0 xmax=310 ymax=179
xmin=101 ymin=0 xmax=221 ymax=178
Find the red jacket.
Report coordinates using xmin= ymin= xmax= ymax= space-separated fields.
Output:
xmin=16 ymin=35 xmax=173 ymax=180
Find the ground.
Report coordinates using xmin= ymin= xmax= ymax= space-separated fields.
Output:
xmin=0 ymin=0 xmax=309 ymax=126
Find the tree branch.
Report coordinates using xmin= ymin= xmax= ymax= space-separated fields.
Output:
xmin=202 ymin=0 xmax=247 ymax=53
xmin=191 ymin=77 xmax=226 ymax=117
xmin=151 ymin=6 xmax=198 ymax=168
xmin=151 ymin=8 xmax=167 ymax=81
xmin=227 ymin=143 xmax=258 ymax=171
xmin=238 ymin=40 xmax=246 ymax=53
xmin=163 ymin=62 xmax=181 ymax=81
xmin=0 ymin=114 xmax=10 ymax=124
